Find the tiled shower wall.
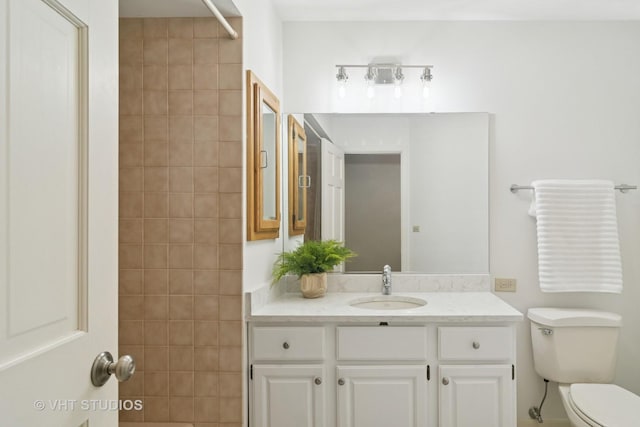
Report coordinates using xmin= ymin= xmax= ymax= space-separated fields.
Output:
xmin=118 ymin=18 xmax=243 ymax=425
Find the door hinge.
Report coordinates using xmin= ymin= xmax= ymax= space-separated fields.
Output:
xmin=250 ymin=364 xmax=253 ymax=380
xmin=427 ymin=365 xmax=430 ymax=381
xmin=512 ymin=364 xmax=515 ymax=380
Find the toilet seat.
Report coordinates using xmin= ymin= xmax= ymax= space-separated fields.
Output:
xmin=567 ymin=383 xmax=639 ymax=427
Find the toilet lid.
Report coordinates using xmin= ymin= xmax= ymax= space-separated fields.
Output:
xmin=570 ymin=383 xmax=640 ymax=427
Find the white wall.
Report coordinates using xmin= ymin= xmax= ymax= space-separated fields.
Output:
xmin=283 ymin=21 xmax=640 ymax=420
xmin=408 ymin=114 xmax=488 ymax=273
xmin=237 ymin=0 xmax=284 ymax=292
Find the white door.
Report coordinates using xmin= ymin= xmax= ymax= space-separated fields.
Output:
xmin=336 ymin=365 xmax=427 ymax=427
xmin=439 ymin=365 xmax=514 ymax=427
xmin=0 ymin=0 xmax=119 ymax=425
xmin=321 ymin=139 xmax=345 ymax=243
xmin=252 ymin=364 xmax=326 ymax=427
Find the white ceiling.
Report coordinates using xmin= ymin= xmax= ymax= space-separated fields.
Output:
xmin=272 ymin=0 xmax=640 ymax=21
xmin=119 ymin=0 xmax=240 ymax=17
xmin=119 ymin=0 xmax=640 ymax=21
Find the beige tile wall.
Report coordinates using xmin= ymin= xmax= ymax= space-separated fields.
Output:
xmin=118 ymin=17 xmax=243 ymax=426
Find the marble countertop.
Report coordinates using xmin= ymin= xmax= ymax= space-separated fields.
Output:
xmin=246 ymin=285 xmax=524 ymax=323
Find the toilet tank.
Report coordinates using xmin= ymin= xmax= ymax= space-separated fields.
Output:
xmin=528 ymin=308 xmax=621 ymax=384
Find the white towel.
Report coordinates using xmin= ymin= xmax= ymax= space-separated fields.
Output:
xmin=530 ymin=179 xmax=622 ymax=293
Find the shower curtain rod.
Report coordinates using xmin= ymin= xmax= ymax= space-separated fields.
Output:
xmin=201 ymin=0 xmax=238 ymax=40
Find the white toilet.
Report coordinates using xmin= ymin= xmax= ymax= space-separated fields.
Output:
xmin=528 ymin=307 xmax=640 ymax=426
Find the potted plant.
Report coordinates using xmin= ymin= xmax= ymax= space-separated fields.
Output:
xmin=273 ymin=240 xmax=356 ymax=298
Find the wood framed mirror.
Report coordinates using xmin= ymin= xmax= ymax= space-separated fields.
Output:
xmin=288 ymin=115 xmax=308 ymax=236
xmin=246 ymin=70 xmax=281 ymax=241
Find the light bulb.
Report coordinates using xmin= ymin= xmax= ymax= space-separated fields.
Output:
xmin=394 ymin=84 xmax=402 ymax=99
xmin=420 ymin=67 xmax=433 ymax=99
xmin=364 ymin=66 xmax=376 ymax=99
xmin=366 ymin=83 xmax=375 ymax=99
xmin=422 ymin=82 xmax=430 ymax=99
xmin=393 ymin=67 xmax=404 ymax=99
xmin=338 ymin=80 xmax=347 ymax=99
xmin=336 ymin=66 xmax=348 ymax=99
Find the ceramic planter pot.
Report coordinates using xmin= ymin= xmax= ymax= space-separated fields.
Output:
xmin=300 ymin=272 xmax=327 ymax=298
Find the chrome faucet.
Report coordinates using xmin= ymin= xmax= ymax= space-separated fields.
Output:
xmin=382 ymin=265 xmax=392 ymax=295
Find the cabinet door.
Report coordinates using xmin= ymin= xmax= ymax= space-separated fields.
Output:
xmin=252 ymin=364 xmax=325 ymax=427
xmin=288 ymin=114 xmax=307 ymax=235
xmin=439 ymin=365 xmax=514 ymax=427
xmin=337 ymin=365 xmax=427 ymax=427
xmin=246 ymin=70 xmax=281 ymax=240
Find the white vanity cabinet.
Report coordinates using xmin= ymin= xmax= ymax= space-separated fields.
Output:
xmin=248 ymin=323 xmax=517 ymax=427
xmin=251 ymin=326 xmax=327 ymax=427
xmin=336 ymin=365 xmax=427 ymax=427
xmin=252 ymin=364 xmax=325 ymax=427
xmin=336 ymin=326 xmax=429 ymax=427
xmin=438 ymin=326 xmax=516 ymax=427
xmin=439 ymin=365 xmax=513 ymax=427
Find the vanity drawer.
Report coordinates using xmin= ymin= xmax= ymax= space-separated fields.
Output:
xmin=337 ymin=326 xmax=427 ymax=361
xmin=252 ymin=326 xmax=325 ymax=361
xmin=438 ymin=326 xmax=513 ymax=361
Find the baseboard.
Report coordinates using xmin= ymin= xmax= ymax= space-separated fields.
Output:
xmin=518 ymin=418 xmax=571 ymax=427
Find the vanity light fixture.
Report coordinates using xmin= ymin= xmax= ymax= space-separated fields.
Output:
xmin=335 ymin=63 xmax=433 ymax=99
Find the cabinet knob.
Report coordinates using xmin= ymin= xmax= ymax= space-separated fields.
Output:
xmin=282 ymin=342 xmax=290 ymax=349
xmin=338 ymin=378 xmax=345 ymax=386
xmin=472 ymin=341 xmax=480 ymax=349
xmin=442 ymin=377 xmax=450 ymax=386
xmin=314 ymin=377 xmax=322 ymax=385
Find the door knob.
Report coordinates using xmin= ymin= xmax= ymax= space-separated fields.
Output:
xmin=91 ymin=351 xmax=136 ymax=387
xmin=472 ymin=341 xmax=480 ymax=349
xmin=442 ymin=377 xmax=450 ymax=385
xmin=338 ymin=378 xmax=345 ymax=386
xmin=314 ymin=377 xmax=322 ymax=385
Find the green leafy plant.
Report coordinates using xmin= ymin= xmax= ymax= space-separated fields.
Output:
xmin=273 ymin=240 xmax=356 ymax=283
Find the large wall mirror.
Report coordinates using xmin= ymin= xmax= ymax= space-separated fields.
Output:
xmin=246 ymin=70 xmax=281 ymax=241
xmin=282 ymin=113 xmax=489 ymax=274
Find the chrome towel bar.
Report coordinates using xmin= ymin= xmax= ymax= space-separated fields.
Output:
xmin=510 ymin=184 xmax=637 ymax=193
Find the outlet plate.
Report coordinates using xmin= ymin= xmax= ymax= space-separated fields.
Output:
xmin=495 ymin=278 xmax=517 ymax=292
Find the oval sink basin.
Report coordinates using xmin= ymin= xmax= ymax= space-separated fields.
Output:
xmin=349 ymin=296 xmax=427 ymax=310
